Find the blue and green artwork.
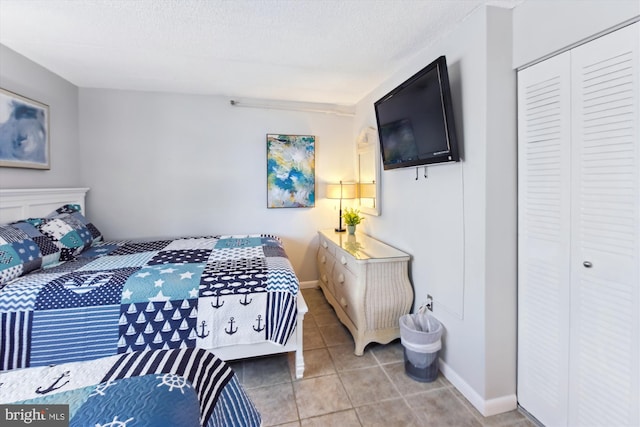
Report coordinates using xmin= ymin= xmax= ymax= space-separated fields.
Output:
xmin=267 ymin=134 xmax=315 ymax=208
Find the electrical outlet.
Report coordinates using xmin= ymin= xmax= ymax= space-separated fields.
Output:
xmin=426 ymin=294 xmax=433 ymax=311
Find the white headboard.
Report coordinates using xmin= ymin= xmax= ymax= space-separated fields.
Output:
xmin=0 ymin=188 xmax=89 ymax=223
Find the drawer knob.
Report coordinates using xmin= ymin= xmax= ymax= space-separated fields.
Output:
xmin=322 ymin=241 xmax=328 ymax=248
xmin=322 ymin=274 xmax=327 ymax=283
xmin=321 ymin=255 xmax=326 ymax=264
xmin=341 ymin=256 xmax=347 ymax=265
xmin=340 ymin=297 xmax=347 ymax=307
xmin=338 ymin=273 xmax=344 ymax=283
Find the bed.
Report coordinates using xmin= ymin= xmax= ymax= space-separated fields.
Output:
xmin=0 ymin=187 xmax=307 ymax=379
xmin=0 ymin=347 xmax=261 ymax=426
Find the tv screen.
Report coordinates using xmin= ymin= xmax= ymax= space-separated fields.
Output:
xmin=374 ymin=55 xmax=459 ymax=170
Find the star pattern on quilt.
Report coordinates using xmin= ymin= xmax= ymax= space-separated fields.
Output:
xmin=121 ymin=264 xmax=203 ymax=304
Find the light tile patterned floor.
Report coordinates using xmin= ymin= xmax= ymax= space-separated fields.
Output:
xmin=230 ymin=288 xmax=536 ymax=427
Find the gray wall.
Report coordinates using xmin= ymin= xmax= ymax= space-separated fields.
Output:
xmin=354 ymin=6 xmax=517 ymax=415
xmin=78 ymin=88 xmax=355 ymax=282
xmin=0 ymin=45 xmax=80 ymax=187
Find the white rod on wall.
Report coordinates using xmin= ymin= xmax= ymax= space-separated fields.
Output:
xmin=229 ymin=98 xmax=355 ymax=116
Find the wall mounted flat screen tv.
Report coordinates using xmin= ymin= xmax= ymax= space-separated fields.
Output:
xmin=374 ymin=55 xmax=459 ymax=170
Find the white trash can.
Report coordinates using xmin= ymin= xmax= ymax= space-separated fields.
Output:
xmin=399 ymin=312 xmax=443 ymax=382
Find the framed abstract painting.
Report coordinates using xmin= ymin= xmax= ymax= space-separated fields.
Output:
xmin=0 ymin=88 xmax=50 ymax=169
xmin=267 ymin=134 xmax=315 ymax=208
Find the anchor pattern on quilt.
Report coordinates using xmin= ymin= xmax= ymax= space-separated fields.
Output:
xmin=253 ymin=315 xmax=265 ymax=332
xmin=195 ymin=320 xmax=209 ymax=338
xmin=225 ymin=317 xmax=238 ymax=335
xmin=36 ymin=371 xmax=70 ymax=394
xmin=210 ymin=294 xmax=224 ymax=309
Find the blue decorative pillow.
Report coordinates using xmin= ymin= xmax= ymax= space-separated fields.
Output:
xmin=46 ymin=204 xmax=103 ymax=245
xmin=0 ymin=222 xmax=59 ymax=285
xmin=35 ymin=217 xmax=93 ymax=262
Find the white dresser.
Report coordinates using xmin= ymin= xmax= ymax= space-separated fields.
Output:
xmin=316 ymin=229 xmax=413 ymax=355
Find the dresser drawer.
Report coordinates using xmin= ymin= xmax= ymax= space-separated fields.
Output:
xmin=318 ymin=236 xmax=336 ymax=255
xmin=317 ymin=247 xmax=335 ymax=292
xmin=332 ymin=266 xmax=359 ymax=327
xmin=335 ymin=248 xmax=358 ymax=274
xmin=317 ymin=246 xmax=335 ymax=274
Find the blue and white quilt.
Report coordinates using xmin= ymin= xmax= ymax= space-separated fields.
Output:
xmin=0 ymin=234 xmax=299 ymax=371
xmin=0 ymin=348 xmax=261 ymax=427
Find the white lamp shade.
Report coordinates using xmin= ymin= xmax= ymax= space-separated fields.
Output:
xmin=326 ymin=184 xmax=342 ymax=199
xmin=326 ymin=182 xmax=356 ymax=199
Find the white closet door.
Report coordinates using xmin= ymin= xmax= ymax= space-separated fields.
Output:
xmin=569 ymin=22 xmax=639 ymax=427
xmin=517 ymin=51 xmax=572 ymax=427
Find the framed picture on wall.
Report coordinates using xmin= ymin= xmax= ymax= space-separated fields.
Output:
xmin=0 ymin=87 xmax=50 ymax=169
xmin=267 ymin=134 xmax=315 ymax=208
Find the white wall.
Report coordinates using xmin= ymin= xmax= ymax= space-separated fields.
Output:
xmin=513 ymin=0 xmax=640 ymax=69
xmin=0 ymin=45 xmax=80 ymax=188
xmin=78 ymin=88 xmax=355 ymax=282
xmin=354 ymin=6 xmax=517 ymax=415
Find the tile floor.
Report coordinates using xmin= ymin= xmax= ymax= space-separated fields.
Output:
xmin=230 ymin=288 xmax=537 ymax=427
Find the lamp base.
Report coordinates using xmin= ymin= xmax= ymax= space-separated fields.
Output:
xmin=336 ymin=207 xmax=345 ymax=233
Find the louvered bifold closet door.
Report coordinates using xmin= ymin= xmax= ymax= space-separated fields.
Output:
xmin=569 ymin=22 xmax=639 ymax=427
xmin=517 ymin=52 xmax=572 ymax=427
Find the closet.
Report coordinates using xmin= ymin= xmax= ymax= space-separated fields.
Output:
xmin=517 ymin=22 xmax=639 ymax=426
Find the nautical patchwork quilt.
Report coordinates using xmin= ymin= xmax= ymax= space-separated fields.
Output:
xmin=0 ymin=348 xmax=261 ymax=427
xmin=0 ymin=234 xmax=299 ymax=371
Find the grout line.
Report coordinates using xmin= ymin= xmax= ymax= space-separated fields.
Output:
xmin=303 ymin=290 xmax=363 ymax=425
xmin=446 ymin=386 xmax=487 ymax=425
xmin=378 ymin=357 xmax=427 ymax=424
xmin=288 ymin=370 xmax=302 ymax=425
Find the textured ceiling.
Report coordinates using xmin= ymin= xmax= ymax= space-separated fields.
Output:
xmin=0 ymin=0 xmax=521 ymax=105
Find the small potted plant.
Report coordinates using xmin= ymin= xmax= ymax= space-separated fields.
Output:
xmin=342 ymin=207 xmax=364 ymax=235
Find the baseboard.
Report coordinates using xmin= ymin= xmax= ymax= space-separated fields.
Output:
xmin=439 ymin=358 xmax=517 ymax=417
xmin=299 ymin=280 xmax=319 ymax=290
